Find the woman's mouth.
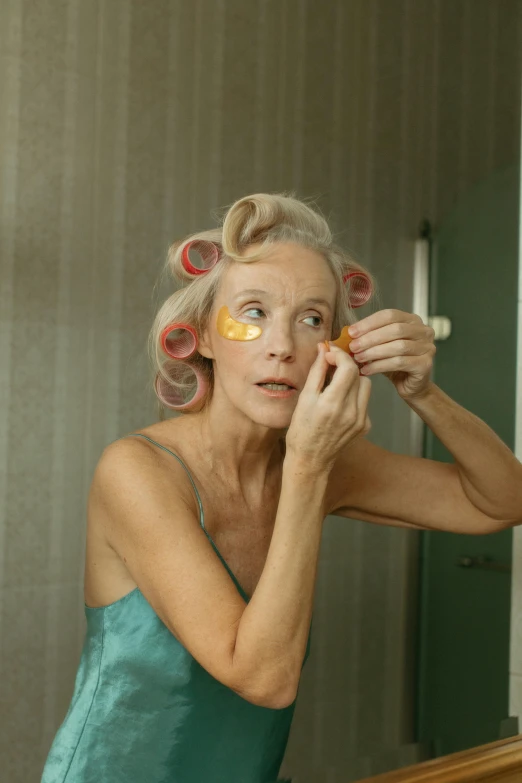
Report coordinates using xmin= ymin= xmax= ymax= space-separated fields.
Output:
xmin=255 ymin=381 xmax=297 ymax=398
xmin=258 ymin=382 xmax=292 ymax=390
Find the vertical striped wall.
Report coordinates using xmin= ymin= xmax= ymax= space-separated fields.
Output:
xmin=0 ymin=2 xmax=520 ymax=781
xmin=509 ymin=81 xmax=522 ymax=726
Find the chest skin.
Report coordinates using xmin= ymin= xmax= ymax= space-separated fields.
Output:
xmin=193 ymin=469 xmax=281 ymax=599
xmin=85 ymin=422 xmax=289 ymax=607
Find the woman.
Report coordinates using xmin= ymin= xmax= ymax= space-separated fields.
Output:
xmin=41 ymin=193 xmax=522 ymax=783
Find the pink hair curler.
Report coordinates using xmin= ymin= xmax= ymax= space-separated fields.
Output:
xmin=343 ymin=271 xmax=373 ymax=308
xmin=154 ymin=361 xmax=209 ymax=412
xmin=160 ymin=323 xmax=198 ymax=360
xmin=181 ymin=239 xmax=220 ymax=275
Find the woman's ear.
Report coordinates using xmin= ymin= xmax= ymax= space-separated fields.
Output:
xmin=197 ymin=326 xmax=214 ymax=359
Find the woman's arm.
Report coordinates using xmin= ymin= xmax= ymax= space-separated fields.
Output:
xmin=94 ymin=438 xmax=276 ymax=706
xmin=404 ymin=382 xmax=522 ymax=522
xmin=97 ymin=344 xmax=370 ymax=710
xmin=231 ymin=456 xmax=329 ymax=706
xmin=231 ymin=343 xmax=371 ymax=704
xmin=94 ymin=439 xmax=327 ymax=709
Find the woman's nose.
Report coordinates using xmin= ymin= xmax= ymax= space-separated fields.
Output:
xmin=264 ymin=324 xmax=295 ymax=360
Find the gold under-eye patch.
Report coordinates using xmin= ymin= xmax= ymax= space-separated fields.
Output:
xmin=325 ymin=326 xmax=353 ymax=353
xmin=216 ymin=305 xmax=263 ymax=341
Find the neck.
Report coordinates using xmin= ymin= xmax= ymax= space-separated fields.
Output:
xmin=190 ymin=391 xmax=286 ymax=499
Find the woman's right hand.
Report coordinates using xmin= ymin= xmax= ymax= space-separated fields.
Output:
xmin=285 ymin=342 xmax=372 ymax=473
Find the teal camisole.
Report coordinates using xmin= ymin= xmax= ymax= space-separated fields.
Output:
xmin=41 ymin=433 xmax=311 ymax=783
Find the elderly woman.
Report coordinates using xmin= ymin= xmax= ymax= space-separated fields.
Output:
xmin=41 ymin=193 xmax=522 ymax=783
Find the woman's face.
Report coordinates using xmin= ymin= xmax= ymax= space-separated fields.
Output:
xmin=200 ymin=241 xmax=338 ymax=429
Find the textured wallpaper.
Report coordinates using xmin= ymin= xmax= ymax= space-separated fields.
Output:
xmin=0 ymin=1 xmax=520 ymax=782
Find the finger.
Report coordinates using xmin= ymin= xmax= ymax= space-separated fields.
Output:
xmin=323 ymin=343 xmax=345 ymax=386
xmin=344 ymin=374 xmax=371 ymax=426
xmin=321 ymin=346 xmax=360 ymax=401
xmin=353 ymin=337 xmax=431 ymax=364
xmin=324 ymin=344 xmax=355 ymax=366
xmin=355 ymin=375 xmax=372 ymax=431
xmin=301 ymin=343 xmax=331 ymax=395
xmin=351 ymin=321 xmax=426 ymax=353
xmin=360 ymin=354 xmax=433 ymax=377
xmin=349 ymin=309 xmax=414 ymax=339
xmin=337 ymin=375 xmax=372 ymax=445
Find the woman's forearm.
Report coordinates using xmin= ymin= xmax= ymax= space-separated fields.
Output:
xmin=232 ymin=457 xmax=329 ymax=706
xmin=406 ymin=382 xmax=522 ymax=522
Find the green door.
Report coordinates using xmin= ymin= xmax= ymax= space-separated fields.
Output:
xmin=417 ymin=164 xmax=519 ymax=757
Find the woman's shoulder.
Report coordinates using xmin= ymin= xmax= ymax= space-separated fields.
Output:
xmin=124 ymin=417 xmax=191 ymax=448
xmin=85 ymin=419 xmax=202 ymax=608
xmin=106 ymin=418 xmax=195 ymax=463
xmin=95 ymin=418 xmax=199 ymax=503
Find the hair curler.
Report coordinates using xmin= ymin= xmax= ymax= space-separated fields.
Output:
xmin=154 ymin=360 xmax=208 ymax=412
xmin=160 ymin=323 xmax=198 ymax=360
xmin=181 ymin=239 xmax=220 ymax=275
xmin=343 ymin=271 xmax=373 ymax=308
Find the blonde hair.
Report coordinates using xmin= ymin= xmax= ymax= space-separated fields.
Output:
xmin=148 ymin=191 xmax=379 ymax=418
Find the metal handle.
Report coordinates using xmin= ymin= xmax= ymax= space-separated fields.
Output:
xmin=456 ymin=555 xmax=511 ymax=573
xmin=410 ymin=240 xmax=453 ymax=456
xmin=410 ymin=239 xmax=430 ymax=457
xmin=428 ymin=315 xmax=452 ymax=341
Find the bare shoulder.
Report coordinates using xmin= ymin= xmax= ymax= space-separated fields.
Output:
xmin=85 ymin=421 xmax=199 ymax=607
xmin=98 ymin=418 xmax=198 ymax=497
xmin=92 ymin=423 xmax=201 ymax=533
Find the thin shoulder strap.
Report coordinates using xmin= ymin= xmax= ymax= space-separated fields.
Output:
xmin=121 ymin=433 xmax=249 ymax=602
xmin=121 ymin=433 xmax=204 ymax=528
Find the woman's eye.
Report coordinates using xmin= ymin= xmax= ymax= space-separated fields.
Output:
xmin=244 ymin=308 xmax=264 ymax=319
xmin=303 ymin=315 xmax=322 ymax=327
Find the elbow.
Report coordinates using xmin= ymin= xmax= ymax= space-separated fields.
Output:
xmin=228 ymin=638 xmax=300 ymax=709
xmin=468 ymin=517 xmax=519 ymax=535
xmin=232 ymin=669 xmax=298 ymax=709
xmin=263 ymin=677 xmax=298 ymax=709
xmin=245 ymin=681 xmax=298 ymax=710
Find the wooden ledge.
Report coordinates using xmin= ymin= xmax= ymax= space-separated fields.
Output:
xmin=356 ymin=734 xmax=522 ymax=782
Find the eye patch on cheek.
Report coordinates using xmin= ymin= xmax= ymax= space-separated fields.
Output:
xmin=325 ymin=326 xmax=354 ymax=354
xmin=216 ymin=305 xmax=263 ymax=341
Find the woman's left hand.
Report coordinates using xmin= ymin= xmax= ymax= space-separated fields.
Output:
xmin=347 ymin=309 xmax=436 ymax=400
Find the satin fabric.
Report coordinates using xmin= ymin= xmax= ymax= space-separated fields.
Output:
xmin=41 ymin=434 xmax=311 ymax=783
